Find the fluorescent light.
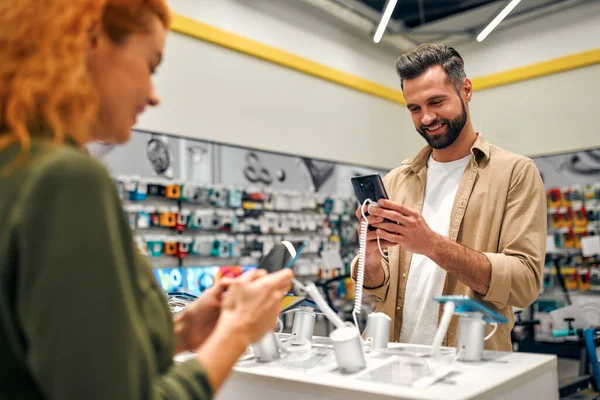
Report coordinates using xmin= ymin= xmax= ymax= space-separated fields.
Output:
xmin=373 ymin=0 xmax=399 ymax=43
xmin=477 ymin=0 xmax=521 ymax=42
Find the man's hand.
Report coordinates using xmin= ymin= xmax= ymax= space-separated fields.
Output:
xmin=353 ymin=204 xmax=395 ymax=288
xmin=367 ymin=199 xmax=441 ymax=257
xmin=368 ymin=199 xmax=492 ymax=294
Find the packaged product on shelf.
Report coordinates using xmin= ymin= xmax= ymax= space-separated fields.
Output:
xmin=322 ymin=198 xmax=334 ymax=214
xmin=214 ymin=209 xmax=237 ymax=232
xmin=560 ymin=207 xmax=573 ymax=228
xmin=229 ymin=236 xmax=243 ymax=258
xmin=137 ymin=206 xmax=154 ymax=228
xmin=578 ymin=267 xmax=591 ymax=290
xmin=187 ymin=209 xmax=214 ymax=230
xmin=164 ymin=236 xmax=178 ymax=256
xmin=274 ymin=214 xmax=291 ymax=234
xmin=130 ymin=177 xmax=148 ymax=201
xmin=573 ymin=203 xmax=587 ymax=228
xmin=191 ymin=235 xmax=214 ymax=257
xmin=209 ymin=186 xmax=228 ymax=208
xmin=176 ymin=208 xmax=191 ymax=231
xmin=547 ymin=188 xmax=562 ymax=208
xmin=549 ymin=209 xmax=562 ymax=229
xmin=560 ymin=267 xmax=578 ymax=290
xmin=181 ymin=183 xmax=197 ymax=202
xmin=585 ymin=184 xmax=596 ymax=202
xmin=210 ymin=235 xmax=230 ymax=258
xmin=176 ymin=236 xmax=193 ymax=258
xmin=574 ymin=227 xmax=587 ymax=249
xmin=587 ymin=205 xmax=599 ymax=225
xmin=572 ymin=185 xmax=584 ymax=203
xmin=158 ymin=206 xmax=178 ymax=228
xmin=228 ymin=187 xmax=243 ymax=208
xmin=123 ymin=204 xmax=142 ymax=229
xmin=165 ymin=183 xmax=181 ymax=199
xmin=146 ymin=235 xmax=165 ymax=257
xmin=590 ymin=269 xmax=600 ymax=291
xmin=150 ymin=208 xmax=161 ymax=226
xmin=562 ymin=228 xmax=575 ymax=249
xmin=562 ymin=186 xmax=573 ymax=208
xmin=147 ymin=181 xmax=166 ymax=197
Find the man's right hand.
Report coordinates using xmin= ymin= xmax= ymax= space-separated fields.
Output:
xmin=354 ymin=205 xmax=395 ymax=287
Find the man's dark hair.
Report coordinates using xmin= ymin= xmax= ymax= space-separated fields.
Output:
xmin=395 ymin=44 xmax=466 ymax=92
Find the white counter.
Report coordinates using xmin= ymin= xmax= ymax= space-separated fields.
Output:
xmin=214 ymin=340 xmax=558 ymax=400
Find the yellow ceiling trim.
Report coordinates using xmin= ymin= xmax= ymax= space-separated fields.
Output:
xmin=170 ymin=13 xmax=406 ymax=105
xmin=171 ymin=13 xmax=599 ymax=105
xmin=471 ymin=48 xmax=600 ymax=91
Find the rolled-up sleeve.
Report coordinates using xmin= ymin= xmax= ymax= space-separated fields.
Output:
xmin=482 ymin=160 xmax=547 ymax=309
xmin=351 ymin=255 xmax=390 ymax=301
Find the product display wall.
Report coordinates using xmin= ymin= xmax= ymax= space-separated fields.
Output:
xmin=89 ymin=129 xmax=389 ymax=297
xmin=532 ymin=149 xmax=600 ymax=333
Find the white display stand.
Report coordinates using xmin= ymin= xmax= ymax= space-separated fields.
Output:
xmin=214 ymin=340 xmax=559 ymax=400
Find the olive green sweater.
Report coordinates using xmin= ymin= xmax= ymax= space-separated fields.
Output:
xmin=0 ymin=139 xmax=212 ymax=399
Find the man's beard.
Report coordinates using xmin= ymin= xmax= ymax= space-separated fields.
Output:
xmin=417 ymin=99 xmax=467 ymax=150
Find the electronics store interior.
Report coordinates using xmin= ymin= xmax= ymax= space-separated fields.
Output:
xmin=1 ymin=0 xmax=600 ymax=399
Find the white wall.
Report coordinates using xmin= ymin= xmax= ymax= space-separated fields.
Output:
xmin=139 ymin=32 xmax=418 ymax=169
xmin=137 ymin=0 xmax=418 ymax=169
xmin=137 ymin=0 xmax=599 ymax=169
xmin=470 ymin=63 xmax=598 ymax=157
xmin=169 ymin=0 xmax=401 ymax=88
xmin=458 ymin=1 xmax=600 ymax=78
xmin=456 ymin=0 xmax=600 ymax=157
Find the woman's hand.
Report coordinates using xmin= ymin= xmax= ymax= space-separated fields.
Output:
xmin=211 ymin=268 xmax=294 ymax=346
xmin=173 ymin=279 xmax=233 ymax=354
xmin=193 ymin=268 xmax=294 ymax=393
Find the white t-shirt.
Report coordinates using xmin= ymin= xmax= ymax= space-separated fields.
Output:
xmin=398 ymin=153 xmax=471 ymax=345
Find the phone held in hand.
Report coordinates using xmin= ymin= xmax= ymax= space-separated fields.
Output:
xmin=351 ymin=174 xmax=392 ymax=229
xmin=351 ymin=174 xmax=389 ymax=205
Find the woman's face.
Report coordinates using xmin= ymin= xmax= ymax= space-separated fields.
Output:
xmin=88 ymin=15 xmax=166 ymax=144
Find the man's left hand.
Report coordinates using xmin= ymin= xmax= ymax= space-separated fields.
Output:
xmin=368 ymin=199 xmax=441 ymax=257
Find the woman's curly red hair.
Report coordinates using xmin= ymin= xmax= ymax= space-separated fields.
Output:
xmin=0 ymin=0 xmax=171 ymax=166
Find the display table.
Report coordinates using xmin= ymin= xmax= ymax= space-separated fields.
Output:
xmin=212 ymin=339 xmax=559 ymax=400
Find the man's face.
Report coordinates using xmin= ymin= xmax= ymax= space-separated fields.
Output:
xmin=403 ymin=65 xmax=470 ymax=150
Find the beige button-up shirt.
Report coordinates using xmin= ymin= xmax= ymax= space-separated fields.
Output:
xmin=353 ymin=133 xmax=547 ymax=351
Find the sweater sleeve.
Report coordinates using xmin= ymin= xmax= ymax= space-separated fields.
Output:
xmin=15 ymin=152 xmax=212 ymax=400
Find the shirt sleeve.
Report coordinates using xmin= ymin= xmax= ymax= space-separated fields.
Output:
xmin=15 ymin=153 xmax=213 ymax=400
xmin=481 ymin=159 xmax=547 ymax=309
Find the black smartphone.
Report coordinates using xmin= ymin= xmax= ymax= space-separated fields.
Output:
xmin=351 ymin=174 xmax=392 ymax=229
xmin=351 ymin=173 xmax=389 ymax=204
xmin=258 ymin=240 xmax=307 ymax=273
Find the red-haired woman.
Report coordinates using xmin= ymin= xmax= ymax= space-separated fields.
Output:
xmin=0 ymin=1 xmax=293 ymax=399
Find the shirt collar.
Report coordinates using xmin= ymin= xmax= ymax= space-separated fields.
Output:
xmin=405 ymin=132 xmax=491 ymax=173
